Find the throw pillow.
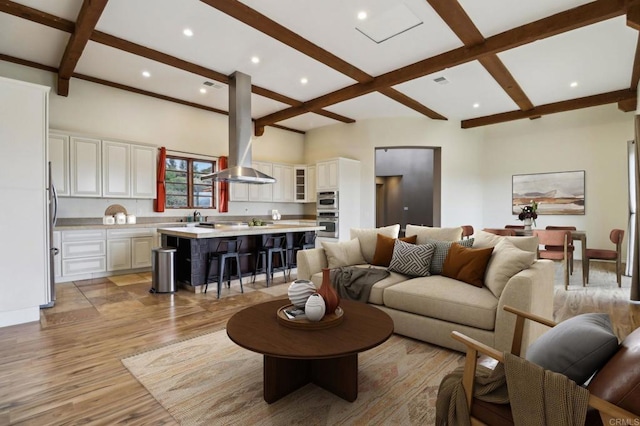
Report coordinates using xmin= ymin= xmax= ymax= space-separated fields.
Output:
xmin=388 ymin=239 xmax=436 ymax=277
xmin=473 ymin=230 xmax=539 ymax=253
xmin=441 ymin=243 xmax=494 ymax=287
xmin=526 ymin=313 xmax=620 ymax=385
xmin=405 ymin=225 xmax=463 ymax=244
xmin=484 ymin=239 xmax=536 ymax=298
xmin=372 ymin=234 xmax=418 ymax=267
xmin=321 ymin=238 xmax=366 ymax=269
xmin=350 ymin=224 xmax=400 ymax=264
xmin=427 ymin=238 xmax=474 ymax=275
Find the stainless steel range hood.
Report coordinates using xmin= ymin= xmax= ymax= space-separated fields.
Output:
xmin=202 ymin=71 xmax=276 ymax=184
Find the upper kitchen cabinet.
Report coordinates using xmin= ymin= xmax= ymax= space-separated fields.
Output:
xmin=272 ymin=163 xmax=294 ymax=202
xmin=103 ymin=141 xmax=157 ymax=199
xmin=316 ymin=160 xmax=339 ymax=190
xmin=249 ymin=161 xmax=273 ymax=202
xmin=49 ymin=133 xmax=70 ymax=196
xmin=307 ymin=165 xmax=317 ymax=202
xmin=70 ymin=136 xmax=102 ymax=197
xmin=294 ymin=165 xmax=316 ymax=203
xmin=229 ymin=182 xmax=249 ymax=201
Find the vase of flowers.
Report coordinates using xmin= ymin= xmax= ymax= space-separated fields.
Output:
xmin=518 ymin=201 xmax=538 ymax=232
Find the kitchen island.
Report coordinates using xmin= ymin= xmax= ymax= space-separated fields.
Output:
xmin=157 ymin=223 xmax=323 ymax=290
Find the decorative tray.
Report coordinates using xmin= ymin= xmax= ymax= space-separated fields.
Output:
xmin=276 ymin=304 xmax=344 ymax=330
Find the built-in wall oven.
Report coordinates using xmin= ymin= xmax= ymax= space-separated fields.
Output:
xmin=317 ymin=211 xmax=339 ymax=238
xmin=317 ymin=191 xmax=338 ymax=210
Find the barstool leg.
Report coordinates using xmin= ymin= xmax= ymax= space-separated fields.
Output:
xmin=218 ymin=257 xmax=225 ymax=299
xmin=235 ymin=254 xmax=243 ymax=293
xmin=279 ymin=250 xmax=287 ymax=282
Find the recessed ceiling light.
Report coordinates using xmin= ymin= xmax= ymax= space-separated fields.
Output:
xmin=142 ymin=71 xmax=151 ymax=78
xmin=357 ymin=11 xmax=367 ymax=20
xmin=251 ymin=56 xmax=260 ymax=64
xmin=183 ymin=28 xmax=194 ymax=37
xmin=199 ymin=88 xmax=207 ymax=94
xmin=473 ymin=103 xmax=480 ymax=108
xmin=300 ymin=77 xmax=308 ymax=85
xmin=570 ymin=81 xmax=578 ymax=88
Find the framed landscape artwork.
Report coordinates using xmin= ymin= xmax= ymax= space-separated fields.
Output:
xmin=512 ymin=170 xmax=585 ymax=215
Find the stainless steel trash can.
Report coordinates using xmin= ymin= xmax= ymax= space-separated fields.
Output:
xmin=150 ymin=247 xmax=177 ymax=293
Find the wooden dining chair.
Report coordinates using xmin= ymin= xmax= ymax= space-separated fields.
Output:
xmin=482 ymin=228 xmax=516 ymax=236
xmin=461 ymin=225 xmax=474 ymax=239
xmin=545 ymin=226 xmax=576 ymax=275
xmin=584 ymin=229 xmax=625 ymax=287
xmin=533 ymin=229 xmax=573 ymax=290
xmin=505 ymin=225 xmax=525 ymax=229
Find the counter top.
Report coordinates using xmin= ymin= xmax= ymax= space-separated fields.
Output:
xmin=54 ymin=219 xmax=318 ymax=231
xmin=158 ymin=224 xmax=324 ymax=239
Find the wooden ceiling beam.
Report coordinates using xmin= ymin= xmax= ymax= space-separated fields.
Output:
xmin=631 ymin=33 xmax=640 ymax=89
xmin=57 ymin=0 xmax=109 ymax=96
xmin=461 ymin=89 xmax=636 ymax=128
xmin=0 ymin=0 xmax=351 ymax=127
xmin=618 ymin=97 xmax=637 ymax=112
xmin=627 ymin=0 xmax=640 ymax=30
xmin=200 ymin=0 xmax=445 ymax=122
xmin=256 ymin=0 xmax=625 ymax=128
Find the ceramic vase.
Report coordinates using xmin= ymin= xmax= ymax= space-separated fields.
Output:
xmin=523 ymin=217 xmax=533 ymax=232
xmin=287 ymin=279 xmax=316 ymax=308
xmin=305 ymin=293 xmax=326 ymax=321
xmin=318 ymin=268 xmax=340 ymax=315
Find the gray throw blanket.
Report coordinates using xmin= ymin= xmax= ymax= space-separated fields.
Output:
xmin=330 ymin=266 xmax=390 ymax=302
xmin=436 ymin=352 xmax=589 ymax=426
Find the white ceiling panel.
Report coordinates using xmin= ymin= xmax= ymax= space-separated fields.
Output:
xmin=12 ymin=0 xmax=82 ymax=21
xmin=277 ymin=113 xmax=341 ymax=133
xmin=326 ymin=92 xmax=422 ymax=120
xmin=458 ymin=0 xmax=595 ymax=38
xmin=239 ymin=0 xmax=463 ymax=76
xmin=394 ymin=61 xmax=520 ymax=120
xmin=95 ymin=0 xmax=356 ymax=102
xmin=498 ymin=17 xmax=637 ymax=106
xmin=0 ymin=14 xmax=69 ymax=67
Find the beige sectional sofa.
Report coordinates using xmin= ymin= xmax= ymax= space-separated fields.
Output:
xmin=297 ymin=225 xmax=555 ymax=354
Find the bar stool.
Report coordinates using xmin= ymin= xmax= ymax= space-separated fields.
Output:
xmin=287 ymin=232 xmax=317 ymax=280
xmin=253 ymin=234 xmax=287 ymax=286
xmin=205 ymin=238 xmax=243 ymax=299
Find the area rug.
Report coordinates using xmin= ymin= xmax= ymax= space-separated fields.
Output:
xmin=122 ymin=330 xmax=463 ymax=425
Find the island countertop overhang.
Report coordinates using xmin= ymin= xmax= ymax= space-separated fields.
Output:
xmin=157 ymin=224 xmax=324 ymax=239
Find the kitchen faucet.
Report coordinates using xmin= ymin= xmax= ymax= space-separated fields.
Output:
xmin=193 ymin=210 xmax=201 ymax=222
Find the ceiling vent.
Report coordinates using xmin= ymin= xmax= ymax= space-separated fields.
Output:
xmin=203 ymin=81 xmax=222 ymax=89
xmin=433 ymin=76 xmax=449 ymax=85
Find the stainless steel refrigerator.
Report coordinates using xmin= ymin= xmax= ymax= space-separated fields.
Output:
xmin=41 ymin=162 xmax=58 ymax=308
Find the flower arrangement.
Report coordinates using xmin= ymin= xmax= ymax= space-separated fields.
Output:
xmin=518 ymin=200 xmax=538 ymax=226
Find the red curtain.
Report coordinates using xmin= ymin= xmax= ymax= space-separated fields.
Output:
xmin=154 ymin=147 xmax=166 ymax=212
xmin=218 ymin=156 xmax=229 ymax=213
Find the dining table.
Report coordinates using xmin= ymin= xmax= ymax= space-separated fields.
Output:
xmin=512 ymin=228 xmax=587 ymax=285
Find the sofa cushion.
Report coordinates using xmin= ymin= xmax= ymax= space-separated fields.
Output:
xmin=427 ymin=238 xmax=475 ymax=275
xmin=405 ymin=225 xmax=463 ymax=244
xmin=350 ymin=224 xmax=400 ymax=264
xmin=321 ymin=238 xmax=366 ymax=269
xmin=388 ymin=240 xmax=436 ymax=277
xmin=526 ymin=313 xmax=620 ymax=385
xmin=442 ymin=243 xmax=494 ymax=288
xmin=309 ymin=265 xmax=408 ymax=305
xmin=383 ymin=276 xmax=498 ymax=330
xmin=473 ymin=230 xmax=538 ymax=253
xmin=372 ymin=233 xmax=417 ymax=267
xmin=484 ymin=239 xmax=536 ymax=298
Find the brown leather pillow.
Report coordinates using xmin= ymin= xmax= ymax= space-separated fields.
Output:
xmin=372 ymin=233 xmax=417 ymax=267
xmin=441 ymin=243 xmax=494 ymax=287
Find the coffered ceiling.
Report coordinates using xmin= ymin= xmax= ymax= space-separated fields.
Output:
xmin=0 ymin=0 xmax=639 ymax=134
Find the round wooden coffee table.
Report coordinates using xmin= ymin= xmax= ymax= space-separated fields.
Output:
xmin=226 ymin=298 xmax=394 ymax=403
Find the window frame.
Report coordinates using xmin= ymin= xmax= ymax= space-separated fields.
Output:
xmin=164 ymin=154 xmax=216 ymax=209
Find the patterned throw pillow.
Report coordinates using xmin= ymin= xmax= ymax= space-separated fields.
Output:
xmin=427 ymin=238 xmax=474 ymax=275
xmin=388 ymin=239 xmax=436 ymax=277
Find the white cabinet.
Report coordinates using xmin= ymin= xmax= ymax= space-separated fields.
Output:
xmin=102 ymin=140 xmax=131 ymax=197
xmin=70 ymin=136 xmax=102 ymax=197
xmin=61 ymin=229 xmax=107 ymax=275
xmin=131 ymin=144 xmax=156 ymax=198
xmin=229 ymin=182 xmax=249 ymax=201
xmin=249 ymin=161 xmax=273 ymax=201
xmin=294 ymin=165 xmax=316 ymax=203
xmin=102 ymin=141 xmax=156 ymax=199
xmin=316 ymin=160 xmax=339 ymax=190
xmin=106 ymin=228 xmax=155 ymax=271
xmin=53 ymin=231 xmax=61 ymax=279
xmin=49 ymin=133 xmax=70 ymax=196
xmin=272 ymin=163 xmax=294 ymax=202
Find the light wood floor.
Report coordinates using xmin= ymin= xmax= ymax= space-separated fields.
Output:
xmin=1 ymin=263 xmax=638 ymax=425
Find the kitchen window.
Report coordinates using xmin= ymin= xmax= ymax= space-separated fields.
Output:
xmin=165 ymin=155 xmax=216 ymax=209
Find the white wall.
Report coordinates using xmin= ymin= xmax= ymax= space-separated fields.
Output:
xmin=305 ymin=117 xmax=486 ymax=229
xmin=480 ymin=104 xmax=634 ymax=253
xmin=0 ymin=60 xmax=308 ymax=219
